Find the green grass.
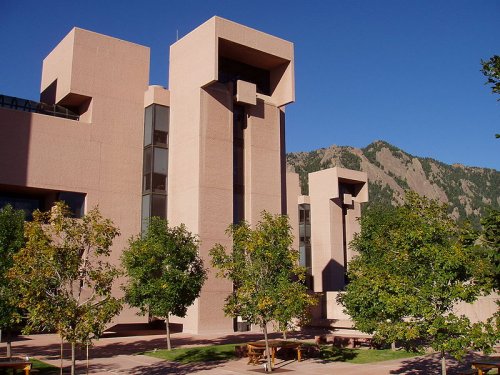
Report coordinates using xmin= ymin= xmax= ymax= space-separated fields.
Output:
xmin=31 ymin=358 xmax=59 ymax=374
xmin=320 ymin=347 xmax=422 ymax=364
xmin=144 ymin=343 xmax=239 ymax=363
xmin=144 ymin=343 xmax=422 ymax=365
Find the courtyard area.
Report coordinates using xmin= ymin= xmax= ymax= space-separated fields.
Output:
xmin=2 ymin=327 xmax=495 ymax=374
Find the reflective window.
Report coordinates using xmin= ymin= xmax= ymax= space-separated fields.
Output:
xmin=0 ymin=196 xmax=39 ymax=221
xmin=154 ymin=106 xmax=169 ymax=132
xmin=0 ymin=190 xmax=85 ymax=220
xmin=152 ymin=173 xmax=167 ymax=192
xmin=299 ymin=203 xmax=312 ymax=289
xmin=141 ymin=194 xmax=151 ymax=232
xmin=58 ymin=192 xmax=85 ymax=218
xmin=141 ymin=104 xmax=169 ymax=233
xmin=144 ymin=106 xmax=153 ymax=146
xmin=151 ymin=194 xmax=166 ymax=218
xmin=153 ymin=148 xmax=168 ymax=174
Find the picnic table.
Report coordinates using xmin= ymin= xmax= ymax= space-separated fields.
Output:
xmin=315 ymin=333 xmax=375 ymax=348
xmin=247 ymin=339 xmax=302 ymax=367
xmin=0 ymin=357 xmax=32 ymax=375
xmin=471 ymin=358 xmax=500 ymax=375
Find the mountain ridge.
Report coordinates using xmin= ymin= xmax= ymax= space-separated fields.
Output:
xmin=286 ymin=140 xmax=499 ymax=226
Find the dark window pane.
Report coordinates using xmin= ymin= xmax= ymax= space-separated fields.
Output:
xmin=154 ymin=105 xmax=169 ymax=132
xmin=141 ymin=194 xmax=151 ymax=232
xmin=0 ymin=196 xmax=39 ymax=221
xmin=58 ymin=192 xmax=85 ymax=218
xmin=143 ymin=148 xmax=152 ymax=174
xmin=151 ymin=194 xmax=166 ymax=218
xmin=143 ymin=173 xmax=151 ymax=191
xmin=299 ymin=245 xmax=306 ymax=267
xmin=153 ymin=148 xmax=168 ymax=174
xmin=153 ymin=130 xmax=168 ymax=146
xmin=152 ymin=173 xmax=167 ymax=192
xmin=144 ymin=106 xmax=153 ymax=146
xmin=299 ymin=208 xmax=305 ymax=223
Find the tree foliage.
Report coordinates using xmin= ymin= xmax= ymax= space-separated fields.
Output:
xmin=479 ymin=209 xmax=500 ymax=290
xmin=10 ymin=202 xmax=122 ymax=375
xmin=210 ymin=212 xmax=316 ymax=372
xmin=481 ymin=55 xmax=500 ymax=138
xmin=121 ymin=217 xmax=207 ymax=350
xmin=481 ymin=55 xmax=500 ymax=99
xmin=338 ymin=192 xmax=498 ymax=375
xmin=0 ymin=205 xmax=25 ymax=357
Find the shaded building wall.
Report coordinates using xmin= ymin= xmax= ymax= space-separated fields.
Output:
xmin=0 ymin=28 xmax=150 ymax=323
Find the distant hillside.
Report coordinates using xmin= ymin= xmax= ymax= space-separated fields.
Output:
xmin=287 ymin=141 xmax=500 ymax=226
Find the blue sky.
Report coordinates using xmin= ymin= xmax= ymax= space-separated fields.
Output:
xmin=1 ymin=0 xmax=499 ymax=169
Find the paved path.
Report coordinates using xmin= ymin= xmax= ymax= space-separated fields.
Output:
xmin=1 ymin=329 xmax=491 ymax=374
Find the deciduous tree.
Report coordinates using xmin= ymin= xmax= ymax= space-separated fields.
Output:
xmin=10 ymin=203 xmax=122 ymax=375
xmin=121 ymin=217 xmax=206 ymax=350
xmin=0 ymin=205 xmax=24 ymax=357
xmin=481 ymin=55 xmax=500 ymax=137
xmin=210 ymin=212 xmax=316 ymax=372
xmin=338 ymin=193 xmax=498 ymax=375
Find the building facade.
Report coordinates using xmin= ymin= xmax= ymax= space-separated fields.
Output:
xmin=0 ymin=17 xmax=370 ymax=333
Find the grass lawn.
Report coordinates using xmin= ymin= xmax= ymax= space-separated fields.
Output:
xmin=319 ymin=347 xmax=422 ymax=364
xmin=144 ymin=343 xmax=421 ymax=365
xmin=145 ymin=343 xmax=239 ymax=363
xmin=31 ymin=358 xmax=59 ymax=374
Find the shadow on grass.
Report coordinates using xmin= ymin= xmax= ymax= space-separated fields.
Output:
xmin=318 ymin=347 xmax=358 ymax=362
xmin=173 ymin=347 xmax=235 ymax=363
xmin=145 ymin=344 xmax=238 ymax=364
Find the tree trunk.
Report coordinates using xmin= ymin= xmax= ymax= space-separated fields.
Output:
xmin=60 ymin=337 xmax=63 ymax=375
xmin=6 ymin=328 xmax=11 ymax=358
xmin=6 ymin=341 xmax=11 ymax=358
xmin=71 ymin=342 xmax=76 ymax=375
xmin=441 ymin=350 xmax=447 ymax=375
xmin=391 ymin=341 xmax=396 ymax=351
xmin=165 ymin=315 xmax=171 ymax=351
xmin=86 ymin=344 xmax=89 ymax=375
xmin=263 ymin=324 xmax=272 ymax=372
xmin=282 ymin=330 xmax=287 ymax=340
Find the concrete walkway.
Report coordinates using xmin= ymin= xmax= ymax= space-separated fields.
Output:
xmin=1 ymin=329 xmax=491 ymax=374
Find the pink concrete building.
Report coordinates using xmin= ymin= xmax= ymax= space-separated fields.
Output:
xmin=0 ymin=17 xmax=368 ymax=333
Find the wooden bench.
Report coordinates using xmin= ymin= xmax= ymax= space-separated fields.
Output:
xmin=234 ymin=345 xmax=248 ymax=358
xmin=315 ymin=334 xmax=375 ymax=348
xmin=0 ymin=358 xmax=32 ymax=375
xmin=247 ymin=344 xmax=265 ymax=365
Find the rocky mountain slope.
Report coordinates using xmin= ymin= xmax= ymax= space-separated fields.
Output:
xmin=287 ymin=141 xmax=499 ymax=226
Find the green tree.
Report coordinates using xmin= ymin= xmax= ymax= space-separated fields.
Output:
xmin=210 ymin=212 xmax=316 ymax=372
xmin=481 ymin=55 xmax=500 ymax=99
xmin=479 ymin=209 xmax=500 ymax=289
xmin=338 ymin=193 xmax=497 ymax=375
xmin=10 ymin=202 xmax=122 ymax=375
xmin=121 ymin=217 xmax=207 ymax=350
xmin=481 ymin=55 xmax=500 ymax=137
xmin=0 ymin=205 xmax=25 ymax=358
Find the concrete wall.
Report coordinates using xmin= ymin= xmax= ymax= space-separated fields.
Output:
xmin=0 ymin=28 xmax=150 ymax=324
xmin=1 ymin=17 xmax=296 ymax=333
xmin=168 ymin=16 xmax=295 ymax=333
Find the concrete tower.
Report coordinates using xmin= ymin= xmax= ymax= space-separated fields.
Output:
xmin=167 ymin=17 xmax=295 ymax=333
